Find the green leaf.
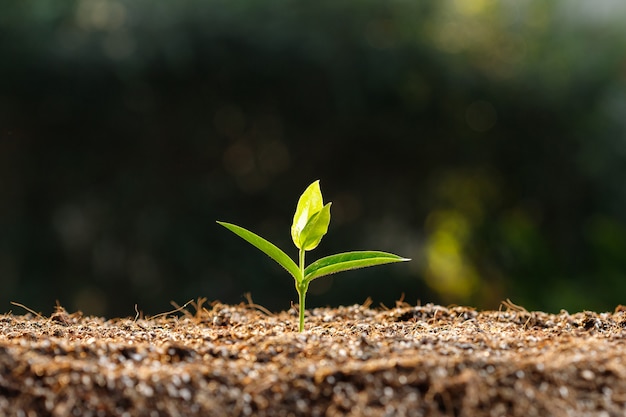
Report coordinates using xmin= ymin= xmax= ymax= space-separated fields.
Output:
xmin=217 ymin=221 xmax=301 ymax=281
xmin=304 ymin=251 xmax=410 ymax=282
xmin=291 ymin=180 xmax=324 ymax=249
xmin=300 ymin=202 xmax=331 ymax=251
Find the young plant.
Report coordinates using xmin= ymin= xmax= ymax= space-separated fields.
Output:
xmin=217 ymin=180 xmax=410 ymax=332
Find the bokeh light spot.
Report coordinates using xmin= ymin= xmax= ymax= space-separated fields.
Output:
xmin=223 ymin=142 xmax=255 ymax=176
xmin=466 ymin=100 xmax=497 ymax=132
xmin=75 ymin=0 xmax=127 ymax=31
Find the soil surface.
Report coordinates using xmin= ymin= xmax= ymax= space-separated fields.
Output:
xmin=1 ymin=300 xmax=626 ymax=417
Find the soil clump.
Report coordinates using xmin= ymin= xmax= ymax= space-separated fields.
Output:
xmin=1 ymin=301 xmax=626 ymax=416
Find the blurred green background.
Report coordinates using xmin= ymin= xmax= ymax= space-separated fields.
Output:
xmin=2 ymin=0 xmax=626 ymax=317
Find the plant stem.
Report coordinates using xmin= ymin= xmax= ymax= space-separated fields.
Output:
xmin=298 ymin=248 xmax=306 ymax=332
xmin=298 ymin=283 xmax=306 ymax=332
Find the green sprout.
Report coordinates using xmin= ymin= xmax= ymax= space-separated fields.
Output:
xmin=217 ymin=180 xmax=410 ymax=332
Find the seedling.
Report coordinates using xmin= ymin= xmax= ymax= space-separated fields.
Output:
xmin=217 ymin=180 xmax=410 ymax=332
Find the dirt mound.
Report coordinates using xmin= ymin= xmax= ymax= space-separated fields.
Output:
xmin=1 ymin=301 xmax=626 ymax=416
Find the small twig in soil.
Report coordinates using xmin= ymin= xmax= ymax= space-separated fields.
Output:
xmin=244 ymin=292 xmax=273 ymax=316
xmin=149 ymin=299 xmax=194 ymax=320
xmin=395 ymin=293 xmax=411 ymax=308
xmin=190 ymin=297 xmax=210 ymax=319
xmin=500 ymin=298 xmax=534 ymax=328
xmin=10 ymin=301 xmax=45 ymax=319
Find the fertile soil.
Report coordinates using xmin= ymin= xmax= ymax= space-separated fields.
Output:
xmin=1 ymin=300 xmax=626 ymax=417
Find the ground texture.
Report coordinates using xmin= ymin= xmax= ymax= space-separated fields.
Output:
xmin=1 ymin=300 xmax=626 ymax=417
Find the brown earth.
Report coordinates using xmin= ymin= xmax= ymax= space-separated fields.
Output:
xmin=1 ymin=299 xmax=626 ymax=417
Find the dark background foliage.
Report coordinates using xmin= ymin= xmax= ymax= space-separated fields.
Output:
xmin=1 ymin=0 xmax=626 ymax=317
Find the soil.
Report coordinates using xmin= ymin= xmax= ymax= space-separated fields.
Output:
xmin=1 ymin=300 xmax=626 ymax=417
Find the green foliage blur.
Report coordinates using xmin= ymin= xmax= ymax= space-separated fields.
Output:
xmin=1 ymin=0 xmax=626 ymax=317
